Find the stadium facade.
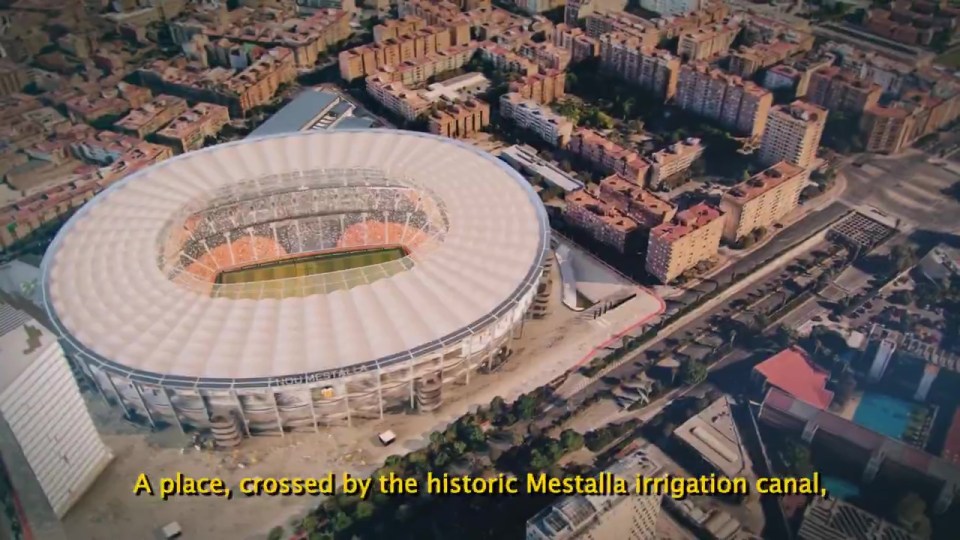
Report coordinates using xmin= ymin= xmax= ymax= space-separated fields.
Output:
xmin=41 ymin=130 xmax=551 ymax=436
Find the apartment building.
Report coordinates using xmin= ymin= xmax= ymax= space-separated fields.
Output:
xmin=861 ymin=103 xmax=917 ymax=154
xmin=647 ymin=137 xmax=705 ymax=189
xmin=728 ymin=41 xmax=802 ymax=78
xmin=807 ymin=66 xmax=882 ymax=115
xmin=720 ymin=161 xmax=807 ymax=243
xmin=367 ymin=76 xmax=431 ymax=120
xmin=517 ymin=42 xmax=573 ymax=72
xmin=677 ymin=22 xmax=739 ymax=61
xmin=599 ymin=34 xmax=681 ymax=100
xmin=653 ymin=2 xmax=730 ymax=39
xmin=508 ymin=70 xmax=566 ymax=104
xmin=368 ymin=44 xmax=478 ymax=87
xmin=553 ymin=23 xmax=600 ymax=63
xmin=641 ymin=0 xmax=703 ymax=16
xmin=428 ymin=98 xmax=490 ymax=139
xmin=399 ymin=0 xmax=462 ymax=24
xmin=64 ymin=95 xmax=132 ymax=124
xmin=585 ymin=10 xmax=660 ymax=46
xmin=646 ymin=202 xmax=723 ymax=283
xmin=478 ymin=43 xmax=538 ymax=75
xmin=499 ymin=93 xmax=574 ymax=147
xmin=759 ymin=101 xmax=827 ymax=170
xmin=598 ymin=174 xmax=676 ymax=228
xmin=563 ymin=189 xmax=641 ymax=252
xmin=568 ymin=128 xmax=650 ymax=184
xmin=676 ymin=62 xmax=773 ymax=140
xmin=339 ymin=23 xmax=461 ymax=81
xmin=188 ymin=9 xmax=352 ymax=69
xmin=154 ymin=103 xmax=230 ymax=154
xmin=0 ymin=60 xmax=28 ymax=97
xmin=113 ymin=94 xmax=189 ymax=139
xmin=137 ymin=48 xmax=297 ymax=118
xmin=373 ymin=16 xmax=427 ymax=43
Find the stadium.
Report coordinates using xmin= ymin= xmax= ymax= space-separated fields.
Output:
xmin=41 ymin=130 xmax=551 ymax=437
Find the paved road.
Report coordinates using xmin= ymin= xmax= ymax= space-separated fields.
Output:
xmin=841 ymin=152 xmax=960 ymax=233
xmin=665 ymin=201 xmax=850 ymax=313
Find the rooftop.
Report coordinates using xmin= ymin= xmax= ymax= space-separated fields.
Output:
xmin=650 ymin=203 xmax=722 ymax=243
xmin=499 ymin=144 xmax=584 ymax=193
xmin=797 ymin=497 xmax=918 ymax=540
xmin=725 ymin=161 xmax=806 ymax=204
xmin=673 ymin=396 xmax=747 ymax=478
xmin=753 ymin=347 xmax=833 ymax=409
xmin=0 ymin=303 xmax=57 ymax=394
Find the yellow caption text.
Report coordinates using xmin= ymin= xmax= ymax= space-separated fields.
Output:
xmin=132 ymin=472 xmax=827 ymax=501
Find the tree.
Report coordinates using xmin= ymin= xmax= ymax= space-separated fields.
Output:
xmin=515 ymin=393 xmax=538 ymax=419
xmin=331 ymin=512 xmax=353 ymax=532
xmin=354 ymin=501 xmax=375 ymax=520
xmin=679 ymin=360 xmax=707 ymax=386
xmin=780 ymin=441 xmax=813 ymax=476
xmin=560 ymin=429 xmax=585 ymax=452
xmin=490 ymin=395 xmax=506 ymax=416
xmin=896 ymin=493 xmax=932 ymax=539
xmin=888 ymin=244 xmax=917 ymax=273
xmin=835 ymin=372 xmax=856 ymax=407
xmin=301 ymin=515 xmax=318 ymax=532
xmin=268 ymin=526 xmax=284 ymax=540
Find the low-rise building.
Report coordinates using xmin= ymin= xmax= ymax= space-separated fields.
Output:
xmin=673 ymin=395 xmax=747 ymax=478
xmin=113 ymin=94 xmax=189 ymax=139
xmin=568 ymin=128 xmax=650 ymax=184
xmin=499 ymin=93 xmax=574 ymax=147
xmin=508 ymin=70 xmax=566 ymax=105
xmin=645 ymin=202 xmax=723 ymax=283
xmin=527 ymin=445 xmax=664 ymax=540
xmin=797 ymin=497 xmax=918 ymax=540
xmin=752 ymin=347 xmax=833 ymax=409
xmin=427 ymin=98 xmax=490 ymax=139
xmin=0 ymin=60 xmax=28 ymax=97
xmin=155 ymin=103 xmax=230 ymax=154
xmin=648 ymin=137 xmax=704 ymax=189
xmin=720 ymin=161 xmax=807 ymax=244
xmin=500 ymin=144 xmax=585 ymax=193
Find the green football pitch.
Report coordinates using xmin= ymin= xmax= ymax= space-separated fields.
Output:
xmin=216 ymin=247 xmax=407 ymax=285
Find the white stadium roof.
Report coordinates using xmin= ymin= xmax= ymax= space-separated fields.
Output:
xmin=42 ymin=130 xmax=549 ymax=386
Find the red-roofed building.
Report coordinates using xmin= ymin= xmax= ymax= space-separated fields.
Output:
xmin=941 ymin=408 xmax=960 ymax=466
xmin=752 ymin=347 xmax=833 ymax=410
xmin=645 ymin=203 xmax=724 ymax=284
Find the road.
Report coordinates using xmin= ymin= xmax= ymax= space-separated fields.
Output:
xmin=664 ymin=201 xmax=850 ymax=314
xmin=841 ymin=151 xmax=960 ymax=233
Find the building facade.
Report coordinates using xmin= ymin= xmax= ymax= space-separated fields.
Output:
xmin=676 ymin=62 xmax=773 ymax=140
xmin=758 ymin=101 xmax=827 ymax=170
xmin=0 ymin=304 xmax=113 ymax=520
xmin=720 ymin=161 xmax=807 ymax=243
xmin=645 ymin=202 xmax=723 ymax=283
xmin=499 ymin=93 xmax=574 ymax=147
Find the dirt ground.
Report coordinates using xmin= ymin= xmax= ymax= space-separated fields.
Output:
xmin=63 ymin=265 xmax=665 ymax=540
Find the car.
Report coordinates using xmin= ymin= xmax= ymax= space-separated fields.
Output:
xmin=812 ymin=315 xmax=823 ymax=322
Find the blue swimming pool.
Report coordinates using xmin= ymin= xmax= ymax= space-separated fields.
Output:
xmin=822 ymin=476 xmax=860 ymax=500
xmin=852 ymin=391 xmax=914 ymax=440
